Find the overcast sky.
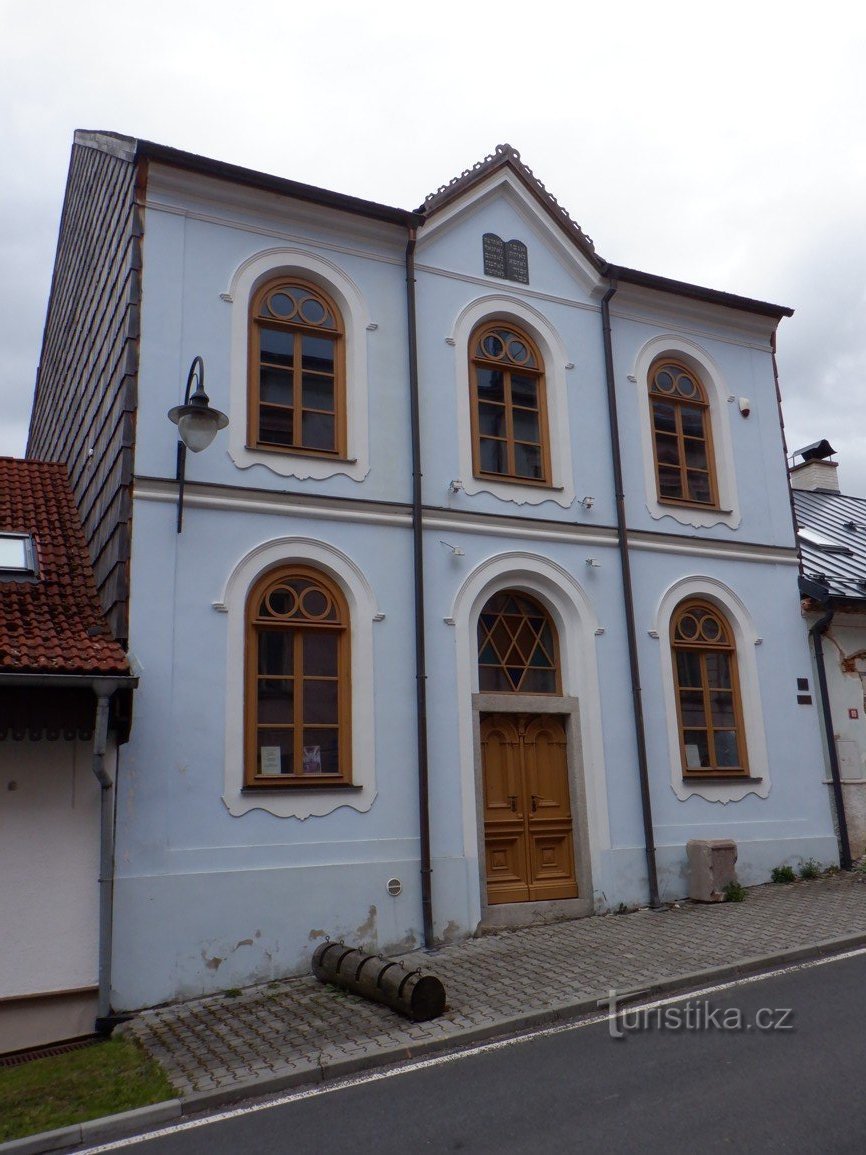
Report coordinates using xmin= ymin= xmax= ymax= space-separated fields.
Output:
xmin=2 ymin=2 xmax=865 ymax=490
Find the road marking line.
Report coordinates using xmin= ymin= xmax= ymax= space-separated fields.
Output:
xmin=78 ymin=945 xmax=866 ymax=1153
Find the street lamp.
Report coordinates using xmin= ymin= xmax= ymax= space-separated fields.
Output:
xmin=167 ymin=356 xmax=229 ymax=533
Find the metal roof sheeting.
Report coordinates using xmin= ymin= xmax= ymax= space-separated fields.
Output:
xmin=793 ymin=488 xmax=866 ymax=603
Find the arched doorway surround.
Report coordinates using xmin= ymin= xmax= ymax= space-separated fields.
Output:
xmin=447 ymin=554 xmax=603 ymax=927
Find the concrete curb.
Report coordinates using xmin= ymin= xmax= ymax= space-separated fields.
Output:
xmin=0 ymin=1101 xmax=182 ymax=1155
xmin=6 ymin=930 xmax=866 ymax=1153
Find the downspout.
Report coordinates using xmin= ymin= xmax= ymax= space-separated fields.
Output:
xmin=90 ymin=688 xmax=117 ymax=1032
xmin=801 ymin=585 xmax=853 ymax=869
xmin=600 ymin=282 xmax=661 ymax=908
xmin=406 ymin=227 xmax=434 ymax=947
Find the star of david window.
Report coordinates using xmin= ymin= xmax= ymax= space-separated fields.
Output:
xmin=477 ymin=591 xmax=560 ymax=693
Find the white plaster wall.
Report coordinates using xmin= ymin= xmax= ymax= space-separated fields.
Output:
xmin=807 ymin=616 xmax=866 ymax=856
xmin=0 ymin=740 xmax=102 ymax=998
xmin=136 ymin=166 xmax=412 ymax=504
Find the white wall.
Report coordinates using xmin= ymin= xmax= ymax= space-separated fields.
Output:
xmin=0 ymin=739 xmax=102 ymax=999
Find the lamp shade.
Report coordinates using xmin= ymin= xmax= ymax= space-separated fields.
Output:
xmin=176 ymin=408 xmax=222 ymax=452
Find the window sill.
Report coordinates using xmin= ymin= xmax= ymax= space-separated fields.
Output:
xmin=243 ymin=780 xmax=361 ymax=791
xmin=658 ymin=498 xmax=731 ymax=514
xmin=246 ymin=444 xmax=357 ymax=465
xmin=473 ymin=473 xmax=564 ymax=493
xmin=682 ymin=775 xmax=763 ymax=783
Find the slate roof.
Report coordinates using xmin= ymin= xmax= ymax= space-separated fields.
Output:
xmin=793 ymin=487 xmax=866 ymax=604
xmin=0 ymin=458 xmax=130 ymax=675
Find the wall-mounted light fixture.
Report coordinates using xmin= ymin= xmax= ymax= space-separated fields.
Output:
xmin=585 ymin=558 xmax=601 ymax=568
xmin=167 ymin=357 xmax=229 ymax=533
xmin=449 ymin=479 xmax=463 ymax=494
xmin=579 ymin=496 xmax=595 ymax=510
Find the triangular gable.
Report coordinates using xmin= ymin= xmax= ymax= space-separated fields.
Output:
xmin=419 ymin=144 xmax=603 ymax=272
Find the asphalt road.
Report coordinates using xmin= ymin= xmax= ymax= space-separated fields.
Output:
xmin=81 ymin=949 xmax=866 ymax=1154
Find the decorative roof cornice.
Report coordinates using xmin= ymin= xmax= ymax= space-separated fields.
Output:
xmin=420 ymin=144 xmax=600 ymax=266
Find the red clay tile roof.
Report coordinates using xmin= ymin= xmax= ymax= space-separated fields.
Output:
xmin=0 ymin=458 xmax=129 ymax=675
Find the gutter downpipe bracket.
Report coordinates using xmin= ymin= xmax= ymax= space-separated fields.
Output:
xmin=601 ymin=281 xmax=661 ymax=908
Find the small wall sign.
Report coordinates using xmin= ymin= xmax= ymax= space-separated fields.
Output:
xmin=849 ymin=708 xmax=860 ymax=719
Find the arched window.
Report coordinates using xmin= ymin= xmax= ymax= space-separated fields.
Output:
xmin=671 ymin=600 xmax=747 ymax=776
xmin=469 ymin=323 xmax=549 ymax=484
xmin=477 ymin=590 xmax=560 ymax=693
xmin=249 ymin=279 xmax=345 ymax=456
xmin=245 ymin=566 xmax=351 ymax=786
xmin=649 ymin=360 xmax=717 ymax=506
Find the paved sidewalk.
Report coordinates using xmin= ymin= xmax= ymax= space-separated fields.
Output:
xmin=126 ymin=875 xmax=866 ymax=1103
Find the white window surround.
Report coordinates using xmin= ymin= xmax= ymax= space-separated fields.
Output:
xmin=216 ymin=536 xmax=380 ymax=819
xmin=653 ymin=576 xmax=769 ymax=803
xmin=450 ymin=296 xmax=575 ymax=508
xmin=445 ymin=551 xmax=610 ymax=925
xmin=633 ymin=335 xmax=740 ymax=530
xmin=225 ymin=247 xmax=371 ymax=482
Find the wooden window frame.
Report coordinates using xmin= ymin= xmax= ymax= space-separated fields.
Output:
xmin=671 ymin=599 xmax=748 ymax=778
xmin=244 ymin=565 xmax=352 ymax=789
xmin=248 ymin=278 xmax=347 ymax=459
xmin=469 ymin=323 xmax=552 ymax=487
xmin=477 ymin=590 xmax=561 ymax=695
xmin=649 ymin=359 xmax=719 ymax=509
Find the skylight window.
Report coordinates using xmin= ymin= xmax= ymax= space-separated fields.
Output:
xmin=797 ymin=527 xmax=854 ymax=554
xmin=0 ymin=533 xmax=36 ymax=573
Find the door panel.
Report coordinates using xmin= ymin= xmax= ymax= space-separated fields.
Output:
xmin=481 ymin=717 xmax=529 ymax=903
xmin=481 ymin=713 xmax=578 ymax=904
xmin=523 ymin=716 xmax=577 ymax=901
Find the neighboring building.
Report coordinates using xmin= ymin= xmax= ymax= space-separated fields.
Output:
xmin=0 ymin=459 xmax=134 ymax=1052
xmin=792 ymin=443 xmax=866 ymax=859
xmin=25 ymin=132 xmax=838 ymax=1014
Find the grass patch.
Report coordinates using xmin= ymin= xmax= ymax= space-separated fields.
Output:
xmin=798 ymin=858 xmax=822 ymax=880
xmin=723 ymin=880 xmax=746 ymax=902
xmin=771 ymin=864 xmax=796 ymax=884
xmin=0 ymin=1036 xmax=173 ymax=1143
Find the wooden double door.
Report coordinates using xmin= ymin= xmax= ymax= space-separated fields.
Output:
xmin=481 ymin=713 xmax=578 ymax=904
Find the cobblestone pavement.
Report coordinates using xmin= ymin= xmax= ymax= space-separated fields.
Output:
xmin=126 ymin=875 xmax=866 ymax=1097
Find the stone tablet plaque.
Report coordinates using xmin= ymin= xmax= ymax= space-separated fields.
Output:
xmin=482 ymin=233 xmax=529 ymax=283
xmin=482 ymin=233 xmax=506 ymax=278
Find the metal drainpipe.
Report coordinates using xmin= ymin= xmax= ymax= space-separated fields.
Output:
xmin=406 ymin=227 xmax=434 ymax=947
xmin=809 ymin=606 xmax=853 ymax=870
xmin=600 ymin=282 xmax=661 ymax=908
xmin=90 ymin=690 xmax=116 ymax=1031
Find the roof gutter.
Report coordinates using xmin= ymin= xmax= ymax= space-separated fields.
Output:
xmin=601 ymin=281 xmax=660 ymax=908
xmin=406 ymin=226 xmax=434 ymax=948
xmin=0 ymin=673 xmax=136 ymax=689
xmin=799 ymin=577 xmax=853 ymax=870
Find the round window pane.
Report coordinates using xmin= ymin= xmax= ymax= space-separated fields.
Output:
xmin=507 ymin=339 xmax=529 ymax=363
xmin=677 ymin=375 xmax=697 ymax=398
xmin=265 ymin=587 xmax=297 ymax=617
xmin=300 ymin=587 xmax=330 ymax=619
xmin=482 ymin=334 xmax=504 ymax=358
xmin=268 ymin=292 xmax=296 ymax=318
xmin=677 ymin=614 xmax=699 ymax=640
xmin=701 ymin=615 xmax=722 ymax=642
xmin=300 ymin=296 xmax=327 ymax=325
xmin=655 ymin=370 xmax=674 ymax=393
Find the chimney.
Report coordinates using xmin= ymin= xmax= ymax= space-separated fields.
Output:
xmin=789 ymin=439 xmax=840 ymax=493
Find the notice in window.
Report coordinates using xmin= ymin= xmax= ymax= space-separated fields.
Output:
xmin=260 ymin=746 xmax=282 ymax=775
xmin=685 ymin=744 xmax=703 ymax=769
xmin=303 ymin=745 xmax=322 ymax=774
